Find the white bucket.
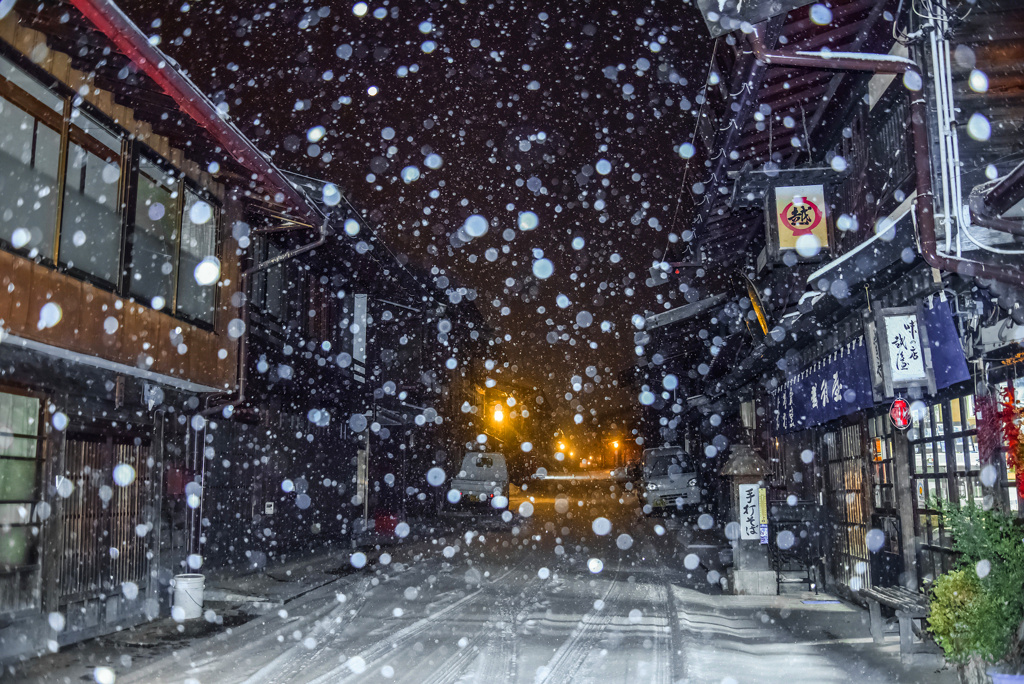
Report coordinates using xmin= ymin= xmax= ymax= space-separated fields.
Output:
xmin=171 ymin=573 xmax=205 ymax=620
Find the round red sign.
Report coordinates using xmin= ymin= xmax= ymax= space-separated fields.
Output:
xmin=780 ymin=198 xmax=823 ymax=236
xmin=890 ymin=398 xmax=911 ymax=430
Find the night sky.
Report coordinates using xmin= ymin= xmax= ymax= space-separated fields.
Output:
xmin=129 ymin=0 xmax=714 ymax=425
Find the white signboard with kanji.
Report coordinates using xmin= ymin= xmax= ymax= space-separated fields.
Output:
xmin=870 ymin=306 xmax=936 ymax=398
xmin=738 ymin=483 xmax=760 ymax=540
xmin=883 ymin=313 xmax=926 ymax=383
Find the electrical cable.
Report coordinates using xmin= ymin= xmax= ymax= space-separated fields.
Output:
xmin=663 ymin=36 xmax=720 ymax=264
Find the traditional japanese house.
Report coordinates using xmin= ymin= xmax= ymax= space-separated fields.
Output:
xmin=0 ymin=0 xmax=327 ymax=660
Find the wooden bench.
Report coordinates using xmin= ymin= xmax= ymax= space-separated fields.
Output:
xmin=861 ymin=586 xmax=931 ymax=663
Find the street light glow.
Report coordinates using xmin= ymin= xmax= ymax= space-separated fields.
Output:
xmin=493 ymin=407 xmax=504 ymax=422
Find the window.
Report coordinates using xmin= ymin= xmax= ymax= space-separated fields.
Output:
xmin=129 ymin=156 xmax=179 ymax=308
xmin=0 ymin=389 xmax=41 ymax=570
xmin=252 ymin=237 xmax=289 ymax=324
xmin=0 ymin=56 xmax=62 ymax=260
xmin=995 ymin=377 xmax=1024 ymax=513
xmin=0 ymin=52 xmax=221 ymax=326
xmin=822 ymin=423 xmax=869 ymax=591
xmin=59 ymin=112 xmax=123 ymax=283
xmin=909 ymin=393 xmax=981 ymax=586
xmin=868 ymin=413 xmax=896 ymax=512
xmin=176 ymin=188 xmax=218 ymax=322
xmin=128 ymin=159 xmax=220 ymax=324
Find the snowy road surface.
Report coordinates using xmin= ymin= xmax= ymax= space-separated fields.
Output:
xmin=23 ymin=478 xmax=951 ymax=684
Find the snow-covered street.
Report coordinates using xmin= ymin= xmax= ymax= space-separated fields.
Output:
xmin=20 ymin=479 xmax=954 ymax=684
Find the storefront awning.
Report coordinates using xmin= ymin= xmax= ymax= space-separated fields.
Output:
xmin=769 ymin=337 xmax=874 ymax=434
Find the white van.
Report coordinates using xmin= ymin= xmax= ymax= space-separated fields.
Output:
xmin=450 ymin=452 xmax=508 ymax=504
xmin=640 ymin=446 xmax=701 ymax=511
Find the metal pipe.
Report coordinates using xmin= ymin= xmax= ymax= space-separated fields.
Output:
xmin=748 ymin=25 xmax=1024 ymax=288
xmin=984 ymin=159 xmax=1024 ymax=217
xmin=245 ymin=214 xmax=329 ymax=276
xmin=69 ymin=0 xmax=322 ymax=226
xmin=251 ymin=222 xmax=308 ymax=235
xmin=969 ymin=191 xmax=1024 ymax=237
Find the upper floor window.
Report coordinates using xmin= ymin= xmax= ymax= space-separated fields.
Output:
xmin=130 ymin=155 xmax=180 ymax=307
xmin=251 ymin=237 xmax=289 ymax=325
xmin=60 ymin=112 xmax=123 ymax=284
xmin=128 ymin=157 xmax=220 ymax=324
xmin=0 ymin=54 xmax=62 ymax=261
xmin=176 ymin=188 xmax=219 ymax=322
xmin=0 ymin=51 xmax=221 ymax=327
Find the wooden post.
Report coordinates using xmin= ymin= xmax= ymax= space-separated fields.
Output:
xmin=893 ymin=428 xmax=918 ymax=591
xmin=40 ymin=393 xmax=68 ymax=614
xmin=868 ymin=598 xmax=883 ymax=643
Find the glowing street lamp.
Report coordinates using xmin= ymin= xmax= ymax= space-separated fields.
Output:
xmin=493 ymin=406 xmax=504 ymax=422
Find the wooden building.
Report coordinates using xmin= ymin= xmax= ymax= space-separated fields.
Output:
xmin=0 ymin=1 xmax=327 ymax=660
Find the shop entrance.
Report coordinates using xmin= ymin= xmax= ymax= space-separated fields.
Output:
xmin=58 ymin=436 xmax=152 ymax=607
xmin=823 ymin=422 xmax=870 ymax=591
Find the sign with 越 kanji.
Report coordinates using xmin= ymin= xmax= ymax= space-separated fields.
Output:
xmin=773 ymin=184 xmax=830 ymax=252
xmin=739 ymin=483 xmax=760 ymax=540
xmin=764 ymin=183 xmax=834 ymax=263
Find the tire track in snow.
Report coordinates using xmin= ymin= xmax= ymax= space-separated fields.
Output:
xmin=309 ymin=557 xmax=531 ymax=684
xmin=416 ymin=635 xmax=488 ymax=684
xmin=534 ymin=560 xmax=624 ymax=684
xmin=374 ymin=560 xmax=548 ymax=684
xmin=309 ymin=586 xmax=485 ymax=684
xmin=120 ymin=572 xmax=372 ymax=684
xmin=568 ymin=577 xmax=672 ymax=684
xmin=238 ymin=576 xmax=375 ymax=684
xmin=449 ymin=567 xmax=549 ymax=684
xmin=649 ymin=535 xmax=684 ymax=684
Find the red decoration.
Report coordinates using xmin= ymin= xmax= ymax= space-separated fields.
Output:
xmin=997 ymin=386 xmax=1024 ymax=499
xmin=890 ymin=398 xmax=911 ymax=429
xmin=977 ymin=392 xmax=1002 ymax=466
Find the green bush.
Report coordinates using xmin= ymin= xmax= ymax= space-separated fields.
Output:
xmin=927 ymin=504 xmax=1024 ymax=670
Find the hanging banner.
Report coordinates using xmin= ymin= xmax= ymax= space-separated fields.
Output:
xmin=923 ymin=298 xmax=970 ymax=390
xmin=770 ymin=336 xmax=875 ymax=434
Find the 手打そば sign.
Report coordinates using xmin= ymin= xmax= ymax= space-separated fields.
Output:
xmin=739 ymin=483 xmax=760 ymax=541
